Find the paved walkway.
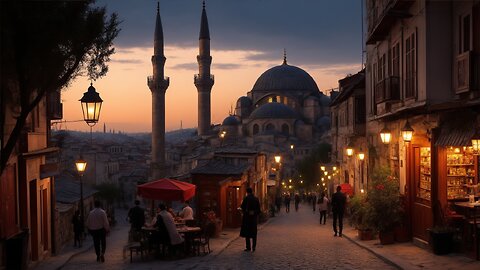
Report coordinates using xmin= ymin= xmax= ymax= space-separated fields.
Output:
xmin=33 ymin=204 xmax=480 ymax=270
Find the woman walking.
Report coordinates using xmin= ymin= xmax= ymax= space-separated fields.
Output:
xmin=318 ymin=192 xmax=329 ymax=225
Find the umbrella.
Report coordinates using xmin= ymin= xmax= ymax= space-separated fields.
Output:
xmin=137 ymin=178 xmax=196 ymax=201
xmin=339 ymin=183 xmax=354 ymax=196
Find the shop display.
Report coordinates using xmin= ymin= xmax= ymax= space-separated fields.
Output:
xmin=446 ymin=147 xmax=477 ymax=200
xmin=418 ymin=147 xmax=431 ymax=202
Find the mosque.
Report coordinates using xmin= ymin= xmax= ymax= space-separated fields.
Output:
xmin=222 ymin=54 xmax=332 ymax=145
xmin=148 ymin=1 xmax=333 ymax=179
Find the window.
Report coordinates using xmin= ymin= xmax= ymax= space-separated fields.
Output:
xmin=281 ymin=124 xmax=289 ymax=135
xmin=459 ymin=14 xmax=471 ymax=54
xmin=266 ymin=123 xmax=274 ymax=131
xmin=253 ymin=124 xmax=259 ymax=135
xmin=391 ymin=43 xmax=400 ymax=76
xmin=378 ymin=54 xmax=386 ymax=82
xmin=405 ymin=32 xmax=416 ymax=99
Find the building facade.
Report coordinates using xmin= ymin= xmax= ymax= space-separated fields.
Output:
xmin=365 ymin=0 xmax=480 ymax=244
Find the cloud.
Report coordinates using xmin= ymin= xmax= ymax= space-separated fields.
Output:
xmin=111 ymin=59 xmax=143 ymax=64
xmin=213 ymin=63 xmax=243 ymax=70
xmin=171 ymin=63 xmax=197 ymax=70
xmin=99 ymin=0 xmax=362 ymax=65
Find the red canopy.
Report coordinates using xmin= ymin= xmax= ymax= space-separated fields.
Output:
xmin=340 ymin=183 xmax=354 ymax=196
xmin=137 ymin=178 xmax=196 ymax=201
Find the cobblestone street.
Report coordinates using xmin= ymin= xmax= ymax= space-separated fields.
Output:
xmin=59 ymin=204 xmax=396 ymax=270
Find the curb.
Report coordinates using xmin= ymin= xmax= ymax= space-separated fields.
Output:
xmin=342 ymin=233 xmax=403 ymax=270
xmin=55 ymin=243 xmax=94 ymax=270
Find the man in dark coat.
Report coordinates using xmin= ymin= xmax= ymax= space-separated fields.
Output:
xmin=331 ymin=185 xmax=347 ymax=237
xmin=240 ymin=187 xmax=261 ymax=252
xmin=128 ymin=200 xmax=145 ymax=241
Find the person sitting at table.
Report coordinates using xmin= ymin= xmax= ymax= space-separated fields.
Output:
xmin=156 ymin=204 xmax=184 ymax=246
xmin=167 ymin=207 xmax=177 ymax=219
xmin=179 ymin=200 xmax=194 ymax=221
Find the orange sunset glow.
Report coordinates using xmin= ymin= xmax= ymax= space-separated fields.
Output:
xmin=60 ymin=46 xmax=359 ymax=133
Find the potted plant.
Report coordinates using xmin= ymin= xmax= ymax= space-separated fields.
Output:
xmin=428 ymin=201 xmax=454 ymax=255
xmin=349 ymin=194 xmax=373 ymax=240
xmin=368 ymin=167 xmax=403 ymax=245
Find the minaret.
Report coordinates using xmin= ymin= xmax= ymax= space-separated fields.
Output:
xmin=147 ymin=2 xmax=169 ymax=179
xmin=194 ymin=1 xmax=214 ymax=136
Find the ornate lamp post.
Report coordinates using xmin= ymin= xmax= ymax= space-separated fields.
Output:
xmin=346 ymin=142 xmax=354 ymax=157
xmin=401 ymin=120 xmax=414 ymax=143
xmin=75 ymin=156 xmax=87 ymax=228
xmin=80 ymin=83 xmax=103 ymax=126
xmin=380 ymin=124 xmax=392 ymax=144
xmin=358 ymin=148 xmax=365 ymax=193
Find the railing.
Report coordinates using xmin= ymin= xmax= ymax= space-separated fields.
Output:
xmin=375 ymin=76 xmax=400 ymax=103
xmin=194 ymin=74 xmax=215 ymax=85
xmin=147 ymin=76 xmax=170 ymax=89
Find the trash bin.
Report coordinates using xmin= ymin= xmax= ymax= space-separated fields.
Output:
xmin=6 ymin=229 xmax=29 ymax=270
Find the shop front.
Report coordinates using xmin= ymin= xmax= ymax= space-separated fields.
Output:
xmin=406 ymin=112 xmax=479 ymax=251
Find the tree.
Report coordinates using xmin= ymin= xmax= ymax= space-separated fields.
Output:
xmin=296 ymin=143 xmax=331 ymax=189
xmin=0 ymin=0 xmax=120 ymax=174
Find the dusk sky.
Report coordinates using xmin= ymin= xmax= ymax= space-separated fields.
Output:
xmin=60 ymin=0 xmax=364 ymax=133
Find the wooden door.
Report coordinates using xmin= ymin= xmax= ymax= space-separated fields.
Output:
xmin=410 ymin=146 xmax=433 ymax=241
xmin=29 ymin=180 xmax=38 ymax=261
xmin=225 ymin=187 xmax=241 ymax=228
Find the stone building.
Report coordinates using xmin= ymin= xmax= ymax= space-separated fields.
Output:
xmin=365 ymin=0 xmax=480 ymax=245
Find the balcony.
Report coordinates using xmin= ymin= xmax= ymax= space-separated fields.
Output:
xmin=194 ymin=74 xmax=215 ymax=87
xmin=367 ymin=0 xmax=414 ymax=44
xmin=375 ymin=76 xmax=400 ymax=104
xmin=454 ymin=51 xmax=472 ymax=94
xmin=147 ymin=75 xmax=170 ymax=90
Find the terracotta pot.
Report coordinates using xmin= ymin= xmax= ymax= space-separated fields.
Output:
xmin=358 ymin=229 xmax=373 ymax=241
xmin=394 ymin=225 xmax=410 ymax=243
xmin=379 ymin=230 xmax=395 ymax=245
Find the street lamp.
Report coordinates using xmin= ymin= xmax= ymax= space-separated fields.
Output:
xmin=358 ymin=148 xmax=365 ymax=192
xmin=290 ymin=144 xmax=294 ymax=150
xmin=401 ymin=120 xmax=414 ymax=143
xmin=80 ymin=83 xmax=103 ymax=126
xmin=346 ymin=141 xmax=354 ymax=157
xmin=75 ymin=156 xmax=87 ymax=231
xmin=380 ymin=124 xmax=392 ymax=144
xmin=274 ymin=155 xmax=281 ymax=164
xmin=320 ymin=165 xmax=326 ymax=171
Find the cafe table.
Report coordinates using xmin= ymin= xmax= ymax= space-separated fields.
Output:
xmin=177 ymin=226 xmax=202 ymax=255
xmin=454 ymin=201 xmax=480 ymax=260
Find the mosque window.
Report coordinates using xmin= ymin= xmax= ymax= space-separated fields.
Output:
xmin=268 ymin=97 xmax=273 ymax=103
xmin=253 ymin=124 xmax=259 ymax=135
xmin=266 ymin=123 xmax=275 ymax=131
xmin=282 ymin=124 xmax=289 ymax=135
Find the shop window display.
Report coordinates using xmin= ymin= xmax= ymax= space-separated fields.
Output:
xmin=446 ymin=147 xmax=477 ymax=200
xmin=418 ymin=147 xmax=431 ymax=202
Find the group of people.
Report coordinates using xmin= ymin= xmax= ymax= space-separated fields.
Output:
xmin=72 ymin=199 xmax=195 ymax=263
xmin=72 ymin=186 xmax=347 ymax=261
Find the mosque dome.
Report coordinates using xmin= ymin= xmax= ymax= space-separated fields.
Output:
xmin=252 ymin=63 xmax=319 ymax=93
xmin=236 ymin=96 xmax=252 ymax=107
xmin=222 ymin=115 xmax=240 ymax=126
xmin=316 ymin=116 xmax=331 ymax=132
xmin=249 ymin=102 xmax=298 ymax=120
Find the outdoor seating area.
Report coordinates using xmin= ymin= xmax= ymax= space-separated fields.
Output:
xmin=451 ymin=201 xmax=480 ymax=260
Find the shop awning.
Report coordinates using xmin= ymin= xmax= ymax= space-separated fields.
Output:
xmin=435 ymin=120 xmax=475 ymax=147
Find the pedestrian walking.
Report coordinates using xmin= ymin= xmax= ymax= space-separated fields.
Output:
xmin=294 ymin=193 xmax=300 ymax=212
xmin=127 ymin=200 xmax=145 ymax=242
xmin=86 ymin=201 xmax=110 ymax=263
xmin=240 ymin=187 xmax=261 ymax=252
xmin=71 ymin=210 xmax=83 ymax=247
xmin=331 ymin=186 xmax=347 ymax=237
xmin=275 ymin=195 xmax=282 ymax=213
xmin=284 ymin=193 xmax=291 ymax=213
xmin=312 ymin=193 xmax=317 ymax=212
xmin=318 ymin=192 xmax=329 ymax=225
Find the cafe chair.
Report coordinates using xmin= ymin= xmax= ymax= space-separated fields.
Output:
xmin=185 ymin=219 xmax=197 ymax=227
xmin=464 ymin=206 xmax=480 ymax=260
xmin=193 ymin=222 xmax=216 ymax=255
